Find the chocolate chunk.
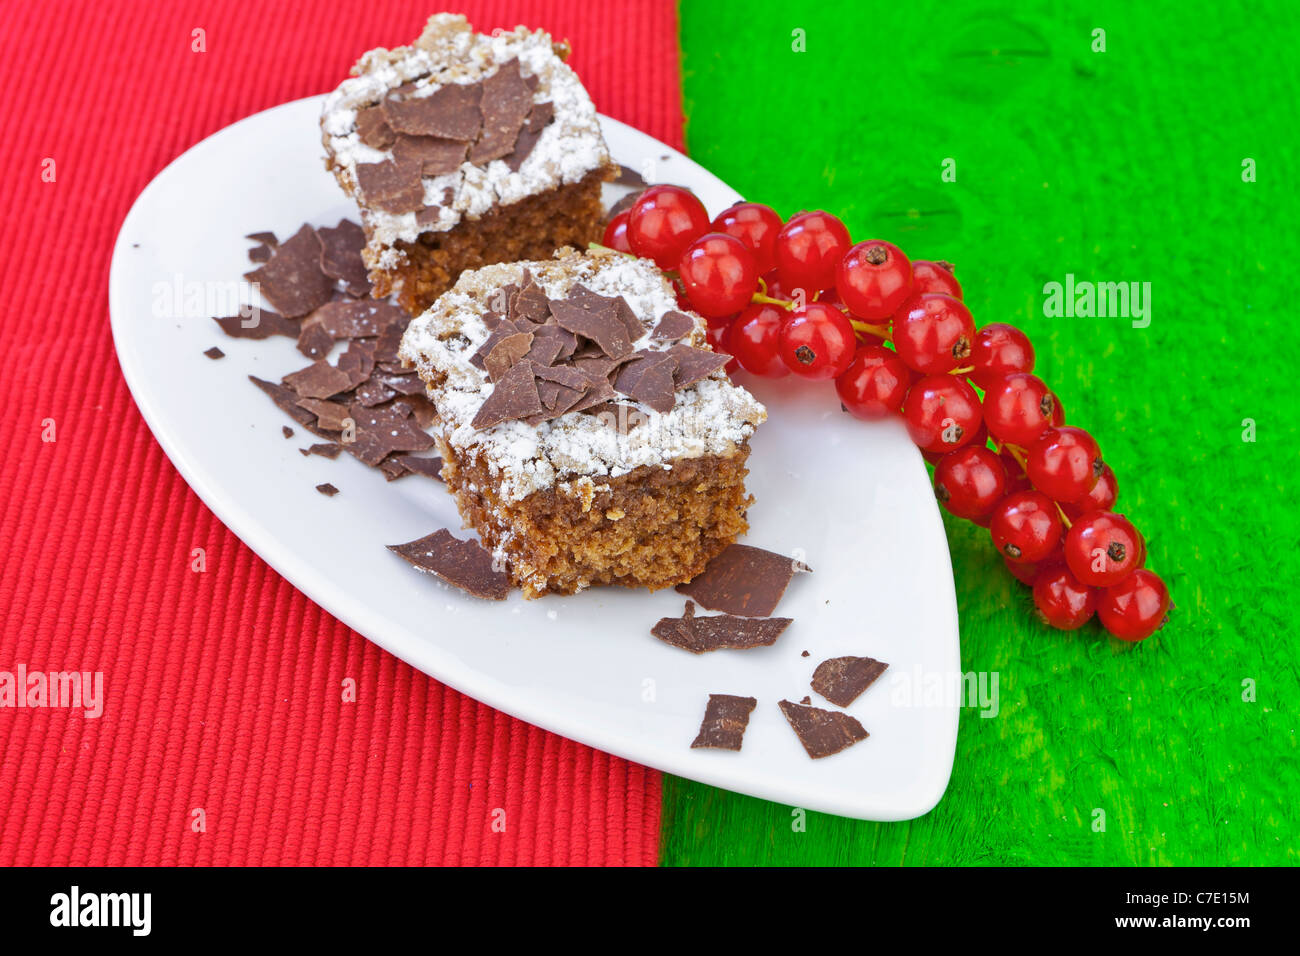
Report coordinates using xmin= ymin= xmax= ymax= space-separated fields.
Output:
xmin=800 ymin=696 xmax=812 ymax=705
xmin=343 ymin=402 xmax=436 ymax=466
xmin=244 ymin=224 xmax=336 ymax=318
xmin=470 ymin=59 xmax=533 ymax=164
xmin=676 ymin=544 xmax=811 ymax=617
xmin=214 ymin=309 xmax=298 ymax=340
xmin=295 ymin=398 xmax=353 ymax=432
xmin=666 ymin=344 xmax=730 ymax=387
xmin=354 ymin=378 xmax=398 ymax=407
xmin=387 ymin=529 xmax=510 ymax=600
xmin=250 ymin=376 xmax=316 ymax=427
xmin=316 ymin=219 xmax=370 ymax=297
xmin=248 ymin=244 xmax=272 ymax=263
xmin=379 ymin=456 xmax=411 ymax=481
xmin=483 ymin=331 xmax=535 ymax=382
xmin=316 ymin=483 xmax=339 ymax=497
xmin=471 ymin=360 xmax=544 ymax=429
xmin=651 ymin=310 xmax=695 ymax=341
xmin=509 ymin=275 xmax=551 ymax=323
xmin=282 ymin=426 xmax=294 ymax=439
xmin=652 ymin=600 xmax=791 ymax=654
xmin=354 ymin=158 xmax=425 ymax=214
xmin=204 ymin=346 xmax=224 ymax=359
xmin=550 ymin=298 xmax=633 ymax=359
xmin=615 ymin=164 xmax=647 ymax=187
xmin=811 ymin=656 xmax=889 ymax=708
xmin=801 ymin=650 xmax=810 ymax=658
xmin=354 ymin=105 xmax=396 ymax=149
xmin=383 ymin=81 xmax=482 ymax=140
xmin=393 ymin=134 xmax=469 ymax=178
xmin=690 ymin=695 xmax=757 ymax=751
xmin=300 ymin=442 xmax=343 ymax=459
xmin=613 ymin=351 xmax=677 ymax=413
xmin=296 ymin=319 xmax=335 ymax=358
xmin=394 ymin=455 xmax=443 ymax=480
xmin=282 ymin=360 xmax=353 ymax=400
xmin=246 ymin=231 xmax=277 ymax=246
xmin=778 ymin=700 xmax=869 ymax=759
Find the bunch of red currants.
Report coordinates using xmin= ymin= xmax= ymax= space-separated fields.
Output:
xmin=604 ymin=185 xmax=1172 ymax=642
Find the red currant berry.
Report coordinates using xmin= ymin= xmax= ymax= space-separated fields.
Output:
xmin=1064 ymin=511 xmax=1145 ymax=587
xmin=602 ymin=211 xmax=633 ymax=253
xmin=1049 ymin=395 xmax=1066 ymax=426
xmin=892 ymin=294 xmax=976 ymax=375
xmin=678 ymin=232 xmax=759 ymax=319
xmin=1026 ymin=426 xmax=1103 ymax=503
xmin=933 ymin=445 xmax=1007 ymax=520
xmin=989 ymin=490 xmax=1063 ymax=563
xmin=705 ymin=321 xmax=739 ymax=374
xmin=774 ymin=211 xmax=851 ymax=294
xmin=969 ymin=323 xmax=1034 ymax=390
xmin=1061 ymin=462 xmax=1118 ymax=521
xmin=1005 ymin=556 xmax=1042 ymax=586
xmin=982 ymin=372 xmax=1057 ymax=447
xmin=778 ymin=303 xmax=856 ymax=380
xmin=998 ymin=448 xmax=1032 ymax=494
xmin=626 ymin=185 xmax=711 ymax=269
xmin=1097 ymin=569 xmax=1171 ymax=641
xmin=1032 ymin=566 xmax=1097 ymax=630
xmin=726 ymin=303 xmax=789 ymax=378
xmin=836 ymin=240 xmax=913 ymax=321
xmin=711 ymin=202 xmax=783 ymax=275
xmin=902 ymin=375 xmax=983 ymax=455
xmin=910 ymin=260 xmax=962 ymax=299
xmin=835 ymin=345 xmax=911 ymax=420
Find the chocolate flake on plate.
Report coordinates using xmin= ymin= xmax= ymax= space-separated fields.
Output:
xmin=394 ymin=455 xmax=443 ymax=480
xmin=690 ymin=694 xmax=758 ymax=751
xmin=651 ymin=310 xmax=695 ymax=341
xmin=282 ymin=360 xmax=353 ymax=400
xmin=214 ymin=310 xmax=299 ymax=340
xmin=296 ymin=320 xmax=335 ymax=359
xmin=295 ymin=398 xmax=353 ymax=432
xmin=387 ymin=528 xmax=510 ymax=600
xmin=354 ymin=378 xmax=398 ymax=407
xmin=615 ymin=164 xmax=648 ymax=187
xmin=811 ymin=656 xmax=890 ymax=708
xmin=244 ymin=224 xmax=336 ymax=318
xmin=316 ymin=219 xmax=370 ymax=297
xmin=282 ymin=426 xmax=294 ymax=439
xmin=651 ymin=600 xmax=791 ymax=654
xmin=250 ymin=376 xmax=316 ymax=427
xmin=300 ymin=442 xmax=343 ymax=459
xmin=245 ymin=231 xmax=277 ymax=247
xmin=316 ymin=482 xmax=339 ymax=497
xmin=343 ymin=402 xmax=436 ymax=466
xmin=204 ymin=346 xmax=224 ymax=359
xmin=778 ymin=700 xmax=869 ymax=759
xmin=676 ymin=544 xmax=811 ymax=617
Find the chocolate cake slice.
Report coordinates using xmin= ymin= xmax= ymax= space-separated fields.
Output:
xmin=398 ymin=249 xmax=767 ymax=597
xmin=320 ymin=14 xmax=617 ymax=315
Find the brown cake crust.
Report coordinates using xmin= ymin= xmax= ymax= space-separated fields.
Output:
xmin=439 ymin=434 xmax=753 ymax=598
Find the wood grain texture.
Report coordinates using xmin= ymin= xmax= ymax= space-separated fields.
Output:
xmin=667 ymin=0 xmax=1298 ymax=865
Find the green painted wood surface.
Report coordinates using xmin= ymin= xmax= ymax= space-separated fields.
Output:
xmin=663 ymin=0 xmax=1298 ymax=866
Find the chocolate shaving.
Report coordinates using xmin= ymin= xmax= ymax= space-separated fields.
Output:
xmin=248 ymin=245 xmax=272 ymax=263
xmin=383 ymin=82 xmax=482 ymax=140
xmin=470 ymin=360 xmax=544 ymax=429
xmin=353 ymin=158 xmax=424 ymax=214
xmin=373 ymin=319 xmax=412 ymax=364
xmin=393 ymin=134 xmax=469 ymax=178
xmin=282 ymin=426 xmax=294 ymax=439
xmin=337 ymin=338 xmax=376 ymax=387
xmin=690 ymin=695 xmax=757 ymax=751
xmin=510 ymin=275 xmax=552 ymax=323
xmin=652 ymin=600 xmax=791 ymax=654
xmin=316 ymin=219 xmax=370 ymax=297
xmin=666 ymin=344 xmax=730 ymax=387
xmin=613 ymin=351 xmax=677 ymax=412
xmin=370 ymin=370 xmax=427 ymax=396
xmin=250 ymin=376 xmax=316 ymax=427
xmin=778 ymin=700 xmax=869 ymax=759
xmin=343 ymin=402 xmax=436 ymax=466
xmin=354 ymin=379 xmax=398 ymax=407
xmin=316 ymin=483 xmax=339 ymax=497
xmin=282 ymin=360 xmax=353 ymax=400
xmin=391 ymin=394 xmax=438 ymax=429
xmin=244 ymin=224 xmax=335 ymax=318
xmin=354 ymin=105 xmax=396 ymax=149
xmin=483 ymin=331 xmax=535 ymax=382
xmin=204 ymin=346 xmax=224 ymax=359
xmin=526 ymin=99 xmax=554 ymax=133
xmin=394 ymin=455 xmax=443 ymax=480
xmin=811 ymin=656 xmax=890 ymax=708
xmin=214 ymin=310 xmax=298 ymax=340
xmin=504 ymin=125 xmax=544 ymax=172
xmin=550 ymin=298 xmax=633 ymax=359
xmin=300 ymin=442 xmax=343 ymax=459
xmin=615 ymin=164 xmax=648 ymax=187
xmin=387 ymin=529 xmax=510 ymax=600
xmin=651 ymin=310 xmax=695 ymax=341
xmin=295 ymin=398 xmax=353 ymax=432
xmin=379 ymin=456 xmax=411 ymax=481
xmin=470 ymin=59 xmax=533 ymax=164
xmin=246 ymin=231 xmax=277 ymax=246
xmin=676 ymin=544 xmax=811 ymax=617
xmin=296 ymin=320 xmax=335 ymax=358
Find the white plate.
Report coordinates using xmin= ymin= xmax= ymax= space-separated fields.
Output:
xmin=109 ymin=95 xmax=960 ymax=821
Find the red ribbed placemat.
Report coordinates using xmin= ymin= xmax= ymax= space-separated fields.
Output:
xmin=0 ymin=0 xmax=679 ymax=866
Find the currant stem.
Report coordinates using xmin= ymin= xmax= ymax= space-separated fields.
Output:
xmin=850 ymin=319 xmax=891 ymax=340
xmin=751 ymin=292 xmax=795 ymax=308
xmin=1055 ymin=502 xmax=1074 ymax=530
